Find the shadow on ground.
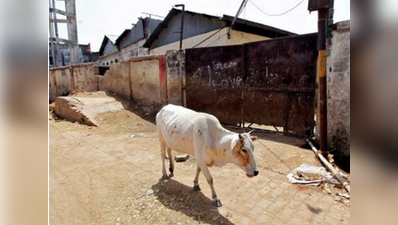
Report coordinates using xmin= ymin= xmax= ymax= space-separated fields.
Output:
xmin=152 ymin=179 xmax=235 ymax=225
xmin=226 ymin=125 xmax=307 ymax=147
xmin=306 ymin=203 xmax=323 ymax=215
xmin=106 ymin=91 xmax=308 ymax=148
xmin=105 ymin=92 xmax=157 ymax=124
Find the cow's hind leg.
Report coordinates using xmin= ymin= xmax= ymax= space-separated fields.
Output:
xmin=167 ymin=147 xmax=174 ymax=176
xmin=193 ymin=165 xmax=201 ymax=191
xmin=199 ymin=164 xmax=222 ymax=207
xmin=159 ymin=137 xmax=168 ymax=180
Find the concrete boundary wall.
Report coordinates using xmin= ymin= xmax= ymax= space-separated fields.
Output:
xmin=102 ymin=55 xmax=168 ymax=111
xmin=49 ymin=63 xmax=99 ymax=102
xmin=326 ymin=21 xmax=350 ymax=158
xmin=165 ymin=50 xmax=185 ymax=106
xmin=103 ymin=61 xmax=131 ymax=99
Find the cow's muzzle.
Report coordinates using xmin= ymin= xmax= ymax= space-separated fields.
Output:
xmin=246 ymin=170 xmax=259 ymax=178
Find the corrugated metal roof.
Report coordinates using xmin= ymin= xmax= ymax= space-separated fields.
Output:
xmin=99 ymin=35 xmax=118 ymax=56
xmin=143 ymin=8 xmax=223 ymax=48
xmin=106 ymin=35 xmax=118 ymax=43
xmin=143 ymin=8 xmax=297 ymax=49
xmin=222 ymin=15 xmax=296 ymax=38
xmin=115 ymin=17 xmax=162 ymax=50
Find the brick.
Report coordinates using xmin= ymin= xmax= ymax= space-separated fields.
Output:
xmin=269 ymin=181 xmax=278 ymax=188
xmin=240 ymin=216 xmax=251 ymax=225
xmin=296 ymin=210 xmax=311 ymax=220
xmin=249 ymin=206 xmax=263 ymax=218
xmin=279 ymin=207 xmax=295 ymax=218
xmin=254 ymin=214 xmax=268 ymax=224
xmin=279 ymin=182 xmax=291 ymax=189
xmin=258 ymin=199 xmax=271 ymax=209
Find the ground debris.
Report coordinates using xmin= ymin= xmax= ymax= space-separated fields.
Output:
xmin=54 ymin=93 xmax=124 ymax=126
xmin=287 ymin=164 xmax=339 ymax=186
xmin=129 ymin=133 xmax=147 ymax=138
xmin=175 ymin=154 xmax=190 ymax=162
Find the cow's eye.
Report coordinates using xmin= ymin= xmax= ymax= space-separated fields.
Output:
xmin=242 ymin=149 xmax=247 ymax=153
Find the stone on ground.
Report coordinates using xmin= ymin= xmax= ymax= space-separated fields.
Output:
xmin=54 ymin=92 xmax=124 ymax=126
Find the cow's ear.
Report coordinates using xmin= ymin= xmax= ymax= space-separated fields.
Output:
xmin=251 ymin=136 xmax=258 ymax=142
xmin=239 ymin=134 xmax=245 ymax=145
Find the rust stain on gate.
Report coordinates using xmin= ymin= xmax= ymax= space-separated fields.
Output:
xmin=185 ymin=33 xmax=318 ymax=136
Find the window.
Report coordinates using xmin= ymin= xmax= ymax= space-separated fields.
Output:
xmin=106 ymin=62 xmax=109 ymax=65
xmin=115 ymin=59 xmax=118 ymax=63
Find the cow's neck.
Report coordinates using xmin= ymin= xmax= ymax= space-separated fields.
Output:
xmin=221 ymin=131 xmax=239 ymax=160
xmin=208 ymin=130 xmax=238 ymax=167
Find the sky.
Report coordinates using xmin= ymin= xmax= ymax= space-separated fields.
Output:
xmin=55 ymin=0 xmax=350 ymax=52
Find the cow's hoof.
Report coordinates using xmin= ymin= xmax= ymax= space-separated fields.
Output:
xmin=162 ymin=174 xmax=168 ymax=180
xmin=193 ymin=185 xmax=201 ymax=192
xmin=169 ymin=167 xmax=174 ymax=174
xmin=213 ymin=198 xmax=222 ymax=207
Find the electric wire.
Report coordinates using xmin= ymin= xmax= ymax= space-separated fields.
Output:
xmin=249 ymin=0 xmax=305 ymax=17
xmin=192 ymin=27 xmax=225 ymax=48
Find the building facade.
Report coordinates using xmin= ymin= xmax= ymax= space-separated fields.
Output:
xmin=116 ymin=17 xmax=162 ymax=60
xmin=49 ymin=43 xmax=99 ymax=67
xmin=98 ymin=35 xmax=120 ymax=66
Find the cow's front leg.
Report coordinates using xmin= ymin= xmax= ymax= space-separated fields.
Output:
xmin=193 ymin=165 xmax=201 ymax=191
xmin=199 ymin=164 xmax=222 ymax=207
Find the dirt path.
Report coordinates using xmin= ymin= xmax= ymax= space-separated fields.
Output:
xmin=50 ymin=106 xmax=349 ymax=225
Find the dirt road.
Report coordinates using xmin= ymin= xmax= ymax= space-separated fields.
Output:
xmin=50 ymin=105 xmax=349 ymax=224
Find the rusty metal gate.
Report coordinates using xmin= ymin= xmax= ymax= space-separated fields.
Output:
xmin=185 ymin=33 xmax=318 ymax=136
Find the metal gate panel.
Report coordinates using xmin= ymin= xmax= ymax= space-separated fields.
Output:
xmin=243 ymin=33 xmax=318 ymax=135
xmin=243 ymin=91 xmax=287 ymax=126
xmin=287 ymin=92 xmax=316 ymax=133
xmin=185 ymin=45 xmax=243 ymax=125
xmin=185 ymin=33 xmax=317 ymax=135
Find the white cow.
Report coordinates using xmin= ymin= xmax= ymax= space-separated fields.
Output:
xmin=156 ymin=104 xmax=259 ymax=207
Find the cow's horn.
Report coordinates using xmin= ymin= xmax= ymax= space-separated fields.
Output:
xmin=248 ymin=130 xmax=255 ymax=135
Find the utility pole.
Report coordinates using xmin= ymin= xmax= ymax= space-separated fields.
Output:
xmin=308 ymin=0 xmax=334 ymax=158
xmin=173 ymin=4 xmax=185 ymax=50
xmin=227 ymin=0 xmax=249 ymax=39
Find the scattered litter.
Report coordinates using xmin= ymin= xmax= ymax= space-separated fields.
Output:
xmin=128 ymin=133 xmax=147 ymax=138
xmin=323 ymin=183 xmax=334 ymax=194
xmin=337 ymin=193 xmax=350 ymax=199
xmin=146 ymin=189 xmax=154 ymax=196
xmin=335 ymin=193 xmax=350 ymax=205
xmin=287 ymin=164 xmax=339 ymax=186
xmin=136 ymin=189 xmax=155 ymax=200
xmin=175 ymin=154 xmax=190 ymax=162
xmin=264 ymin=166 xmax=286 ymax=175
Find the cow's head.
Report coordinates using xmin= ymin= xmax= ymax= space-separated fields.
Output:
xmin=231 ymin=133 xmax=259 ymax=178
